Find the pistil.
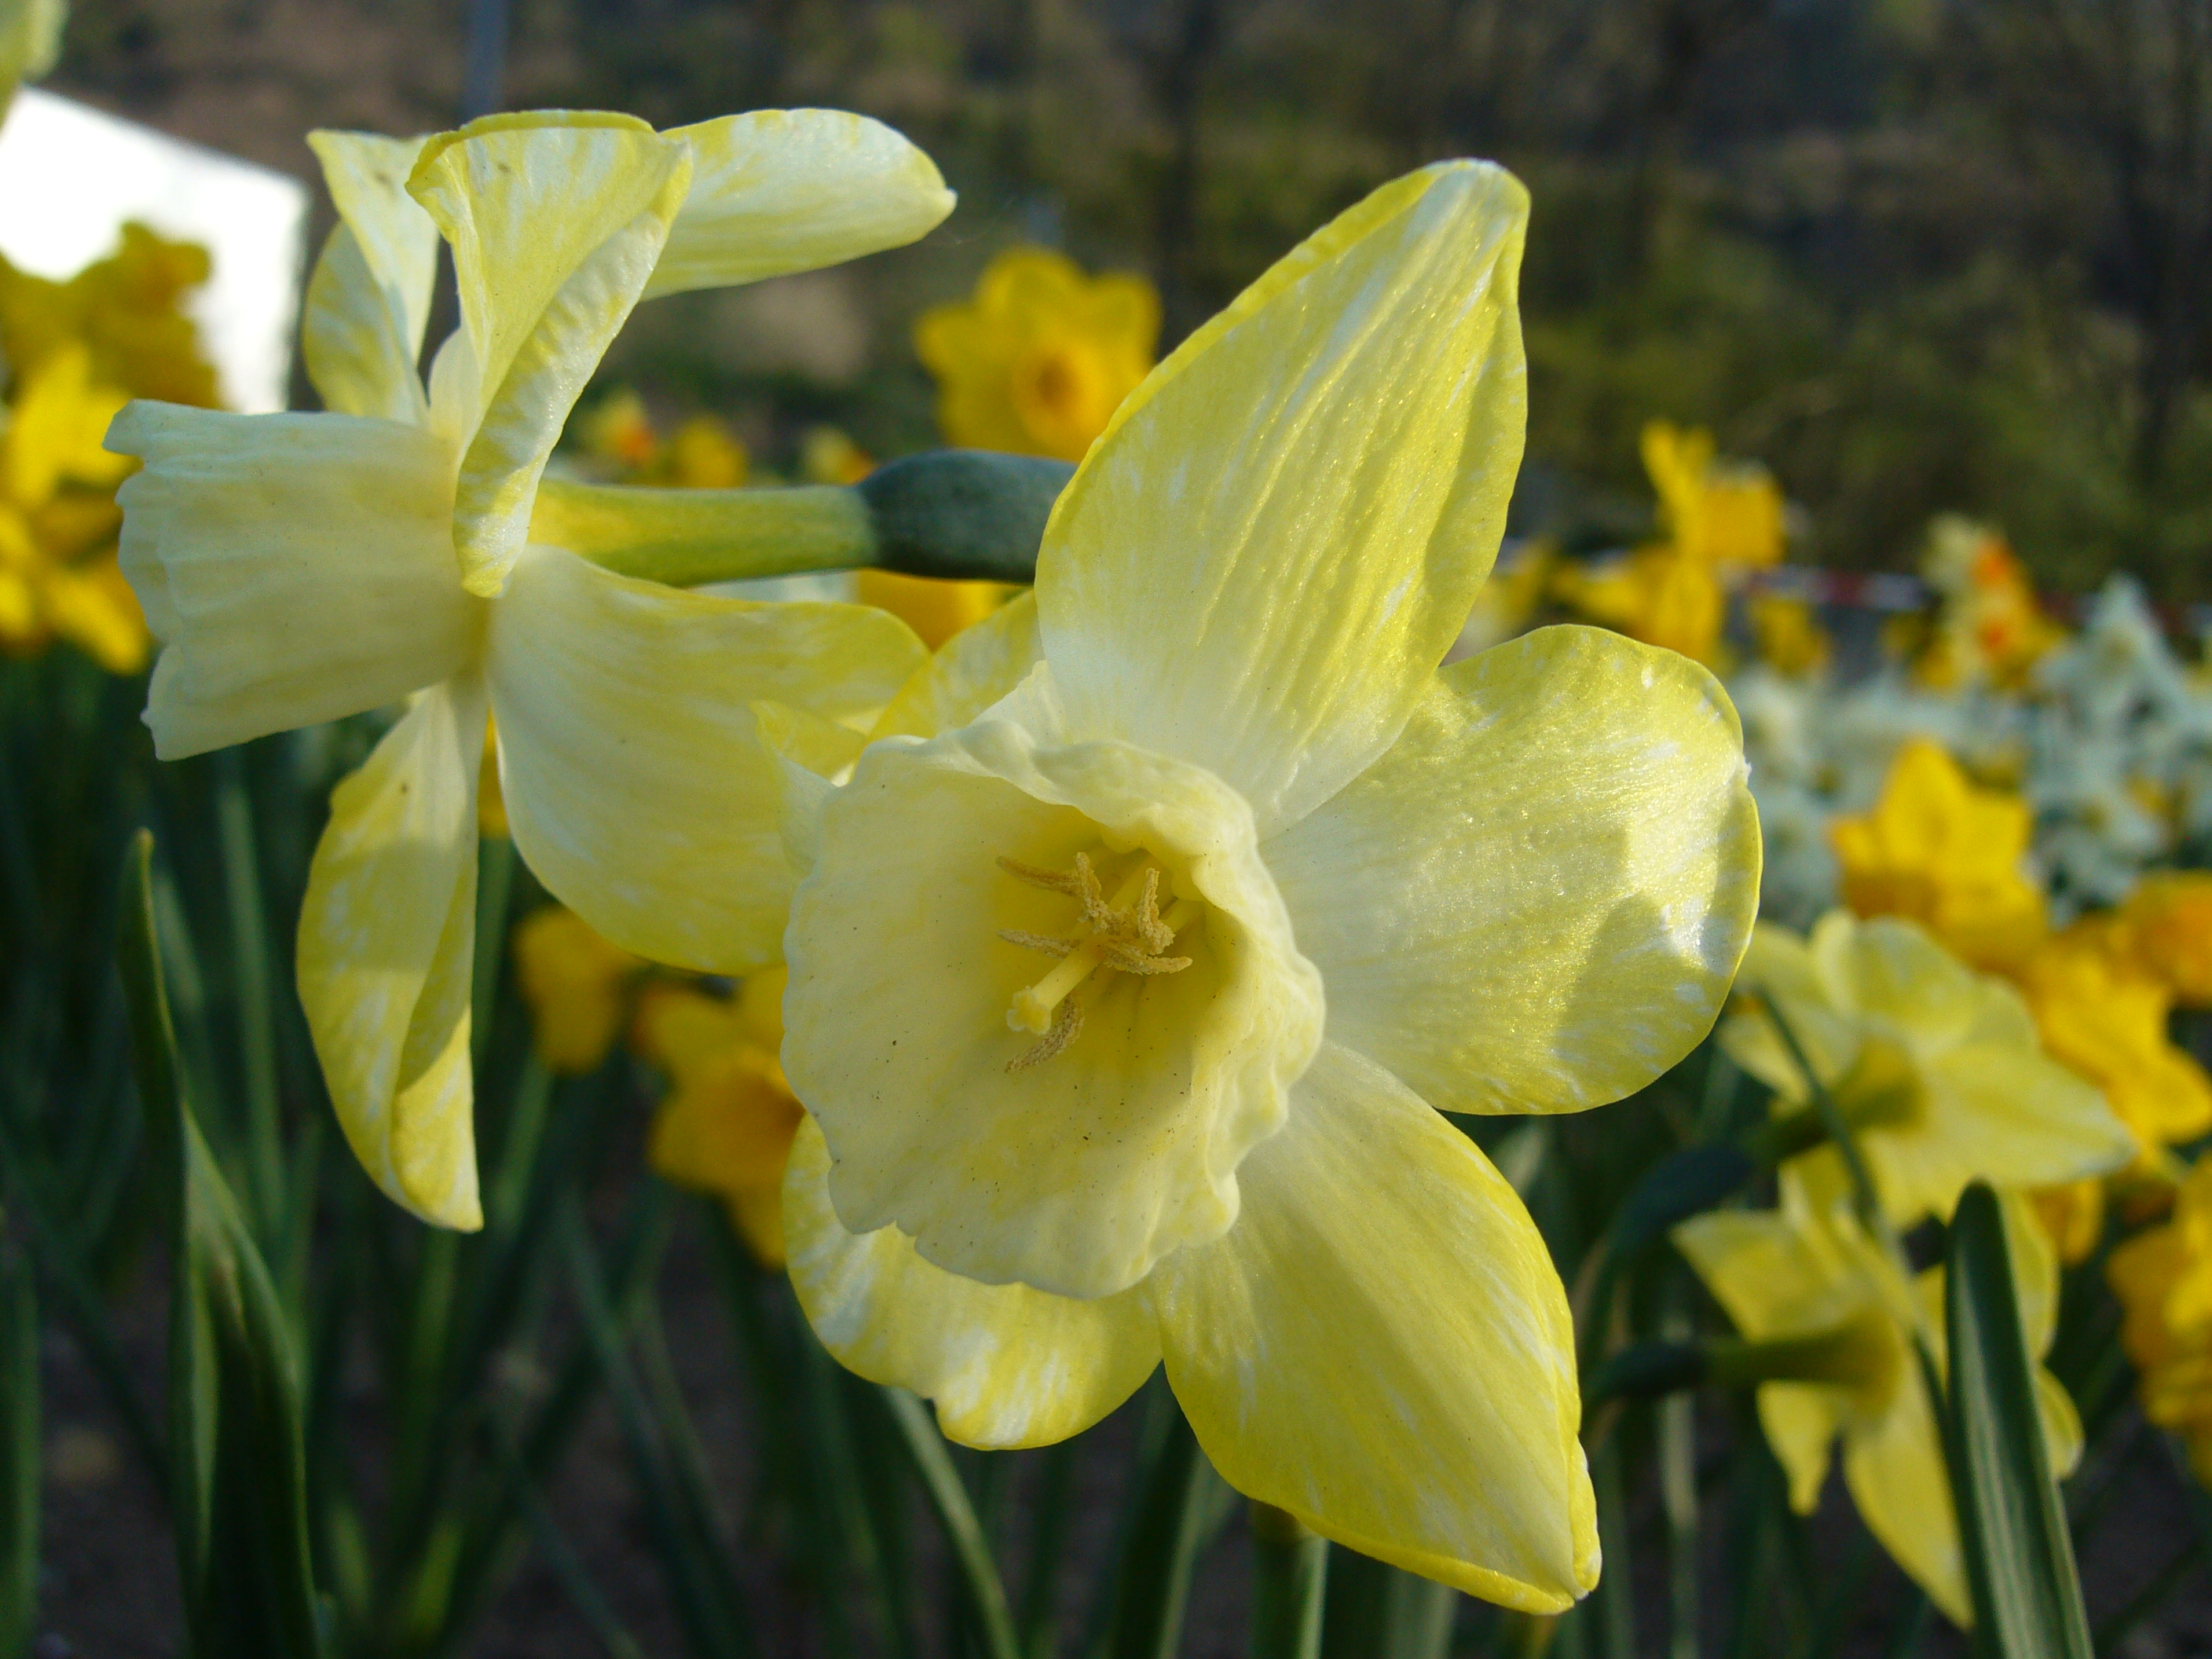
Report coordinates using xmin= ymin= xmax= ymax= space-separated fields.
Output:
xmin=996 ymin=851 xmax=1197 ymax=1069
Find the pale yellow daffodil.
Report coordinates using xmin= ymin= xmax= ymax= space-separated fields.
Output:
xmin=914 ymin=246 xmax=1159 ymax=463
xmin=569 ymin=162 xmax=1762 ymax=1606
xmin=0 ymin=342 xmax=146 ymax=672
xmin=1830 ymin=737 xmax=2049 ymax=971
xmin=1723 ymin=912 xmax=2130 ymax=1227
xmin=1675 ymin=1190 xmax=2081 ymax=1627
xmin=108 ymin=108 xmax=952 ymax=1229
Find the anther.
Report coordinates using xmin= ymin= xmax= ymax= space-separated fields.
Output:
xmin=1008 ymin=996 xmax=1084 ymax=1072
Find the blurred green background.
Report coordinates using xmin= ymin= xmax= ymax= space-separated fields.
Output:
xmin=42 ymin=0 xmax=2212 ymax=599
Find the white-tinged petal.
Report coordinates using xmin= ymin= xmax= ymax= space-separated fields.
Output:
xmin=1148 ymin=1041 xmax=1596 ymax=1610
xmin=783 ymin=1116 xmax=1159 ymax=1449
xmin=108 ymin=401 xmax=477 ymax=758
xmin=1038 ymin=161 xmax=1528 ymax=836
xmin=485 ymin=544 xmax=924 ymax=975
xmin=409 ymin=115 xmax=692 ymax=595
xmin=1265 ymin=627 xmax=1758 ymax=1115
xmin=298 ymin=674 xmax=485 ymax=1230
xmin=644 ymin=108 xmax=954 ymax=300
xmin=303 ymin=130 xmax=437 ymax=421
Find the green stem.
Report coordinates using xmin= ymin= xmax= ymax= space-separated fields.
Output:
xmin=1759 ymin=1003 xmax=1881 ymax=1232
xmin=881 ymin=1388 xmax=1021 ymax=1659
xmin=471 ymin=833 xmax=515 ymax=1075
xmin=533 ymin=477 xmax=872 ymax=588
xmin=1248 ymin=1504 xmax=1328 ymax=1659
xmin=214 ymin=748 xmax=284 ymax=1236
xmin=1104 ymin=1401 xmax=1214 ymax=1659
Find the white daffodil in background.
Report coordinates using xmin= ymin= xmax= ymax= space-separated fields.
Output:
xmin=1675 ymin=1190 xmax=2081 ymax=1627
xmin=560 ymin=161 xmax=1763 ymax=1607
xmin=108 ymin=110 xmax=951 ymax=1228
xmin=1723 ymin=912 xmax=2130 ymax=1226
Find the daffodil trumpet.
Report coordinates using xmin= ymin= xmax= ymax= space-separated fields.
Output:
xmin=532 ymin=447 xmax=1073 ymax=589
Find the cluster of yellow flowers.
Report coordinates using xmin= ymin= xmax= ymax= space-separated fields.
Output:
xmin=108 ymin=105 xmax=1774 ymax=1609
xmin=0 ymin=225 xmax=219 ymax=673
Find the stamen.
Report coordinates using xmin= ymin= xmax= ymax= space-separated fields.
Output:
xmin=1008 ymin=996 xmax=1084 ymax=1071
xmin=997 ymin=855 xmax=1086 ymax=897
xmin=997 ymin=929 xmax=1078 ymax=958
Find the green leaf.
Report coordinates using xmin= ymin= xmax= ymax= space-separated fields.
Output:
xmin=0 ymin=1245 xmax=38 ymax=1659
xmin=117 ymin=830 xmax=325 ymax=1659
xmin=1099 ymin=1395 xmax=1221 ymax=1659
xmin=880 ymin=1387 xmax=1021 ymax=1659
xmin=1319 ymin=1549 xmax=1455 ymax=1659
xmin=1941 ymin=1181 xmax=2092 ymax=1659
xmin=1248 ymin=1504 xmax=1328 ymax=1659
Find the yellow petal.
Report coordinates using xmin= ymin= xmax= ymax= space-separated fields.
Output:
xmin=1756 ymin=1384 xmax=1848 ymax=1514
xmin=870 ymin=588 xmax=1042 ymax=741
xmin=1670 ymin=1209 xmax=1870 ymax=1343
xmin=1717 ymin=921 xmax=1864 ymax=1101
xmin=1148 ymin=1041 xmax=1596 ymax=1610
xmin=1264 ymin=626 xmax=1758 ymax=1115
xmin=108 ymin=401 xmax=477 ymax=758
xmin=42 ymin=556 xmax=149 ymax=676
xmin=484 ymin=543 xmax=923 ymax=974
xmin=1889 ymin=1039 xmax=2130 ymax=1221
xmin=511 ymin=906 xmax=643 ymax=1074
xmin=1037 ymin=161 xmax=1529 ymax=835
xmin=297 ymin=675 xmax=485 ymax=1230
xmin=643 ymin=109 xmax=954 ymax=300
xmin=409 ymin=115 xmax=692 ymax=595
xmin=783 ymin=716 xmax=1324 ymax=1299
xmin=302 ymin=131 xmax=437 ymax=423
xmin=1842 ymin=1366 xmax=1970 ymax=1627
xmin=783 ymin=1115 xmax=1159 ymax=1449
xmin=854 ymin=569 xmax=1015 ymax=654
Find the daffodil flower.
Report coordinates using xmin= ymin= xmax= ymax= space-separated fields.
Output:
xmin=512 ymin=906 xmax=645 ymax=1075
xmin=1675 ymin=1189 xmax=2081 ymax=1627
xmin=565 ymin=161 xmax=1762 ymax=1606
xmin=2109 ymin=1157 xmax=2212 ymax=1482
xmin=108 ymin=109 xmax=952 ymax=1229
xmin=1724 ymin=911 xmax=2130 ymax=1225
xmin=1829 ymin=736 xmax=2049 ymax=970
xmin=914 ymin=246 xmax=1159 ymax=462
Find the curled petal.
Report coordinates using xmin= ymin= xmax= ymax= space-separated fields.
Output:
xmin=298 ymin=675 xmax=485 ymax=1230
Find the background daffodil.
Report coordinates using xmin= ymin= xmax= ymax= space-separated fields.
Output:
xmin=914 ymin=246 xmax=1159 ymax=462
xmin=1675 ymin=1191 xmax=2080 ymax=1628
xmin=568 ymin=159 xmax=1763 ymax=1608
xmin=1723 ymin=911 xmax=2131 ymax=1225
xmin=107 ymin=109 xmax=950 ymax=1229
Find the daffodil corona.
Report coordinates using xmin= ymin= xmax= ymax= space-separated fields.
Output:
xmin=108 ymin=109 xmax=954 ymax=1229
xmin=571 ymin=162 xmax=1763 ymax=1607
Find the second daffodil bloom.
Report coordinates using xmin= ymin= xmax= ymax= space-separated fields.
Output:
xmin=1675 ymin=1190 xmax=2080 ymax=1626
xmin=1830 ymin=737 xmax=2048 ymax=971
xmin=583 ymin=163 xmax=1763 ymax=1606
xmin=108 ymin=109 xmax=953 ymax=1229
xmin=1722 ymin=912 xmax=2130 ymax=1226
xmin=2109 ymin=1157 xmax=2212 ymax=1482
xmin=914 ymin=247 xmax=1159 ymax=462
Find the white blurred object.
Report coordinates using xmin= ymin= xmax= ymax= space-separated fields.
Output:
xmin=0 ymin=87 xmax=307 ymax=411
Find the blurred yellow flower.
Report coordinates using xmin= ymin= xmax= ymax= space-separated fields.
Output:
xmin=1642 ymin=421 xmax=1785 ymax=574
xmin=0 ymin=343 xmax=146 ymax=672
xmin=1915 ymin=518 xmax=2063 ymax=691
xmin=0 ymin=225 xmax=222 ymax=410
xmin=2109 ymin=1159 xmax=2212 ymax=1482
xmin=577 ymin=389 xmax=750 ymax=489
xmin=1722 ymin=913 xmax=2128 ymax=1226
xmin=854 ymin=569 xmax=1016 ymax=651
xmin=1551 ymin=543 xmax=1723 ymax=665
xmin=575 ymin=163 xmax=1764 ymax=1605
xmin=914 ymin=247 xmax=1159 ymax=462
xmin=1675 ymin=1190 xmax=2079 ymax=1627
xmin=2031 ymin=1178 xmax=2106 ymax=1265
xmin=2125 ymin=873 xmax=2212 ymax=1006
xmin=2018 ymin=919 xmax=2212 ymax=1155
xmin=512 ymin=906 xmax=645 ymax=1075
xmin=1830 ymin=738 xmax=2048 ymax=971
xmin=636 ymin=969 xmax=802 ymax=1266
xmin=798 ymin=423 xmax=874 ymax=485
xmin=1749 ymin=593 xmax=1828 ymax=676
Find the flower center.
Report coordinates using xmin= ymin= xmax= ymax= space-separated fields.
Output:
xmin=994 ymin=850 xmax=1199 ymax=1070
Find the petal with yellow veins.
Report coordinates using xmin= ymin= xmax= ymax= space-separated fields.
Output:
xmin=1038 ymin=160 xmax=1528 ymax=836
xmin=1147 ymin=1042 xmax=1596 ymax=1610
xmin=485 ymin=543 xmax=924 ymax=976
xmin=298 ymin=674 xmax=486 ymax=1231
xmin=783 ymin=1115 xmax=1159 ymax=1448
xmin=870 ymin=588 xmax=1042 ymax=742
xmin=409 ymin=115 xmax=692 ymax=595
xmin=108 ymin=402 xmax=477 ymax=758
xmin=644 ymin=108 xmax=954 ymax=300
xmin=1265 ymin=626 xmax=1758 ymax=1116
xmin=302 ymin=131 xmax=437 ymax=423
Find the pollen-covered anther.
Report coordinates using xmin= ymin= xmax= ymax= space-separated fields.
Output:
xmin=995 ymin=851 xmax=1198 ymax=1067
